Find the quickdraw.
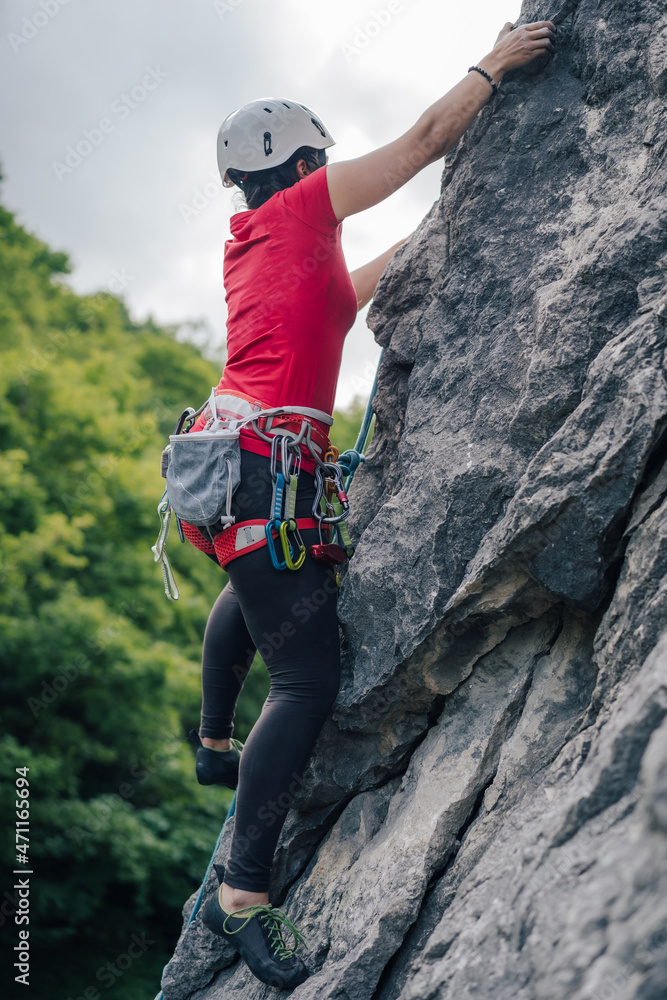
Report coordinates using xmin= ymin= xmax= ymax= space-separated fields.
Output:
xmin=269 ymin=435 xmax=289 ymax=524
xmin=267 ymin=435 xmax=309 ymax=571
xmin=265 ymin=436 xmax=356 ymax=572
xmin=152 ymin=491 xmax=180 ymax=601
xmin=306 ymin=457 xmax=354 ymax=569
xmin=312 ymin=462 xmax=350 ymax=525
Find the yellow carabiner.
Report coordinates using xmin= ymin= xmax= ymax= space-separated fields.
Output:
xmin=280 ymin=519 xmax=306 ymax=571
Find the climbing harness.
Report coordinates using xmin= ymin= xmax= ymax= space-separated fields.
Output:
xmin=153 ymin=355 xmax=382 ymax=598
xmin=153 ymin=390 xmax=350 ymax=594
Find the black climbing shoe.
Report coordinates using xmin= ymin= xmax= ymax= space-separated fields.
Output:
xmin=201 ymin=888 xmax=309 ymax=990
xmin=187 ymin=729 xmax=243 ymax=789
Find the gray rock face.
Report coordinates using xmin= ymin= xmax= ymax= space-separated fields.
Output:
xmin=160 ymin=0 xmax=667 ymax=996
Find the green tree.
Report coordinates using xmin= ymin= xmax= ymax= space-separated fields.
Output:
xmin=0 ymin=203 xmax=232 ymax=998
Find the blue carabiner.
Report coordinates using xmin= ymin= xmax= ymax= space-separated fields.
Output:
xmin=265 ymin=518 xmax=286 ymax=570
xmin=270 ymin=434 xmax=296 ymax=521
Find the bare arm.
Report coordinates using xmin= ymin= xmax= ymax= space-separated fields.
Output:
xmin=327 ymin=21 xmax=556 ymax=221
xmin=350 ymin=239 xmax=408 ymax=311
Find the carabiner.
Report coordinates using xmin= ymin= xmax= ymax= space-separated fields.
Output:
xmin=289 ymin=442 xmax=302 ymax=478
xmin=173 ymin=406 xmax=196 ymax=436
xmin=312 ymin=463 xmax=351 ymax=524
xmin=270 ymin=433 xmax=282 ymax=481
xmin=312 ymin=463 xmax=335 ymax=521
xmin=265 ymin=518 xmax=286 ymax=570
xmin=269 ymin=434 xmax=288 ymax=521
xmin=281 ymin=434 xmax=295 ymax=479
xmin=280 ymin=519 xmax=306 ymax=571
xmin=330 ymin=464 xmax=350 ymax=514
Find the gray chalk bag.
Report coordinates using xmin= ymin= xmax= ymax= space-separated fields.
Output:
xmin=165 ymin=426 xmax=241 ymax=527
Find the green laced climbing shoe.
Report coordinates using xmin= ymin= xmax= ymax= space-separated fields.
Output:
xmin=201 ymin=889 xmax=309 ymax=989
xmin=187 ymin=730 xmax=243 ymax=789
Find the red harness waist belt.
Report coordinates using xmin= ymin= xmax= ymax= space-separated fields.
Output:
xmin=181 ymin=517 xmax=319 ymax=569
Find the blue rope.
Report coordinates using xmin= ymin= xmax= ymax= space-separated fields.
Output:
xmin=153 ymin=792 xmax=236 ymax=1000
xmin=338 ymin=350 xmax=383 ymax=490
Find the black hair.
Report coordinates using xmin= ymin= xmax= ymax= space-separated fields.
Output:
xmin=227 ymin=146 xmax=326 ymax=210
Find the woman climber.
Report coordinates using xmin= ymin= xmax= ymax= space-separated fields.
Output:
xmin=185 ymin=17 xmax=556 ymax=990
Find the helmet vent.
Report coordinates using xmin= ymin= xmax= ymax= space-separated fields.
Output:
xmin=311 ymin=118 xmax=326 ymax=138
xmin=223 ymin=140 xmax=228 ymax=147
xmin=263 ymin=107 xmax=273 ymax=114
xmin=263 ymin=131 xmax=273 ymax=156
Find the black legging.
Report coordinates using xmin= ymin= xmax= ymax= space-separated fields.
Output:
xmin=199 ymin=449 xmax=341 ymax=893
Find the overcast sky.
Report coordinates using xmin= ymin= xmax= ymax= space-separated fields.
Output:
xmin=1 ymin=0 xmax=523 ymax=407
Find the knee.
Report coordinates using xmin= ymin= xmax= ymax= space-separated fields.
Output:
xmin=281 ymin=669 xmax=340 ymax=721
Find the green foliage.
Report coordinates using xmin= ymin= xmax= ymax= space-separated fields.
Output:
xmin=0 ymin=205 xmax=232 ymax=998
xmin=0 ymin=202 xmax=369 ymax=998
xmin=331 ymin=396 xmax=370 ymax=455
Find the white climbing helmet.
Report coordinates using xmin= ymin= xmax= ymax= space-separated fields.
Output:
xmin=217 ymin=98 xmax=335 ymax=183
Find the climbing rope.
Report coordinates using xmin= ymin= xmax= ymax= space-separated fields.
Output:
xmin=153 ymin=792 xmax=236 ymax=1000
xmin=337 ymin=349 xmax=383 ymax=489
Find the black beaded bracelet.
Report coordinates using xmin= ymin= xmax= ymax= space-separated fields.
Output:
xmin=468 ymin=65 xmax=499 ymax=96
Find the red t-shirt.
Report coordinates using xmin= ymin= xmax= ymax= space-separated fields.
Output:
xmin=216 ymin=165 xmax=357 ymax=466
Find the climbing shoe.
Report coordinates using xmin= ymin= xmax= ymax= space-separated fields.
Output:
xmin=187 ymin=729 xmax=243 ymax=789
xmin=201 ymin=889 xmax=309 ymax=990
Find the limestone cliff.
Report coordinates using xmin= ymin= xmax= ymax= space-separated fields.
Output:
xmin=161 ymin=0 xmax=667 ymax=996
